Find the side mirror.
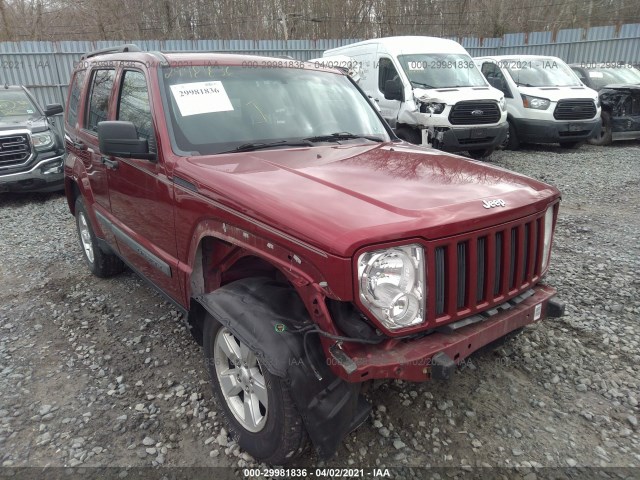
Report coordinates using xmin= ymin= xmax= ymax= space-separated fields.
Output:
xmin=44 ymin=103 xmax=63 ymax=116
xmin=384 ymin=79 xmax=404 ymax=102
xmin=487 ymin=77 xmax=511 ymax=98
xmin=98 ymin=121 xmax=156 ymax=161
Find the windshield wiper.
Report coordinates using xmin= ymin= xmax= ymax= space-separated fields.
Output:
xmin=410 ymin=80 xmax=434 ymax=88
xmin=220 ymin=139 xmax=313 ymax=153
xmin=304 ymin=132 xmax=385 ymax=143
xmin=515 ymin=82 xmax=536 ymax=87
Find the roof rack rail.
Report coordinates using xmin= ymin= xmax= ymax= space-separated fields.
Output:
xmin=80 ymin=44 xmax=141 ymax=60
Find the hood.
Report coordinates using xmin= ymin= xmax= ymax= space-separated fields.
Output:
xmin=0 ymin=117 xmax=49 ymax=133
xmin=600 ymin=83 xmax=640 ymax=91
xmin=518 ymin=85 xmax=598 ymax=102
xmin=413 ymin=86 xmax=502 ymax=103
xmin=177 ymin=143 xmax=559 ymax=257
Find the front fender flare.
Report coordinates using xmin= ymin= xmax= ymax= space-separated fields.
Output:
xmin=193 ymin=277 xmax=371 ymax=459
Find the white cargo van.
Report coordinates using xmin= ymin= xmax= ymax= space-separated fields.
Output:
xmin=474 ymin=55 xmax=601 ymax=149
xmin=324 ymin=36 xmax=508 ymax=159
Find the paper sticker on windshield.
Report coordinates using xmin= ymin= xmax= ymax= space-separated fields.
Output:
xmin=589 ymin=71 xmax=604 ymax=78
xmin=26 ymin=109 xmax=34 ymax=114
xmin=407 ymin=61 xmax=425 ymax=71
xmin=170 ymin=81 xmax=233 ymax=116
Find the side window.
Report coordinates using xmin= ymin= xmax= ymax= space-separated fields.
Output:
xmin=117 ymin=70 xmax=156 ymax=153
xmin=86 ymin=69 xmax=115 ymax=134
xmin=67 ymin=70 xmax=86 ymax=128
xmin=378 ymin=57 xmax=399 ymax=94
xmin=482 ymin=62 xmax=511 ymax=97
xmin=572 ymin=68 xmax=587 ymax=83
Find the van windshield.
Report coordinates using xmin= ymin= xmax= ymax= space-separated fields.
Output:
xmin=0 ymin=89 xmax=41 ymax=122
xmin=161 ymin=65 xmax=389 ymax=155
xmin=504 ymin=59 xmax=581 ymax=87
xmin=585 ymin=67 xmax=640 ymax=89
xmin=397 ymin=54 xmax=487 ymax=88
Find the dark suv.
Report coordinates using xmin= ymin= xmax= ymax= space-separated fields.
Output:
xmin=64 ymin=45 xmax=564 ymax=464
xmin=0 ymin=85 xmax=65 ymax=193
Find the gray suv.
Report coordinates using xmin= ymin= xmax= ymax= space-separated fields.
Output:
xmin=0 ymin=85 xmax=65 ymax=193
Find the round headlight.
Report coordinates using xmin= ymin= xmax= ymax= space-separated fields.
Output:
xmin=361 ymin=249 xmax=415 ymax=308
xmin=358 ymin=245 xmax=425 ymax=330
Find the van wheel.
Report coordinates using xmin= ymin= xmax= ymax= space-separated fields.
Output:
xmin=395 ymin=126 xmax=422 ymax=145
xmin=203 ymin=314 xmax=307 ymax=464
xmin=75 ymin=197 xmax=124 ymax=278
xmin=588 ymin=111 xmax=612 ymax=146
xmin=504 ymin=121 xmax=520 ymax=150
xmin=467 ymin=148 xmax=494 ymax=160
xmin=559 ymin=141 xmax=583 ymax=149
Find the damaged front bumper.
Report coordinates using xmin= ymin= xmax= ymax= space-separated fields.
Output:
xmin=332 ymin=284 xmax=561 ymax=382
xmin=424 ymin=122 xmax=508 ymax=152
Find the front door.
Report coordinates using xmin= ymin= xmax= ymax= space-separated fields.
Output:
xmin=375 ymin=56 xmax=403 ymax=126
xmin=104 ymin=68 xmax=183 ymax=303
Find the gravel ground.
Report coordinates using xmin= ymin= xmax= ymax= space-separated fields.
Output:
xmin=1 ymin=142 xmax=639 ymax=475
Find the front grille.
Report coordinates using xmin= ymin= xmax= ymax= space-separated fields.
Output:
xmin=449 ymin=101 xmax=501 ymax=125
xmin=553 ymin=99 xmax=597 ymax=120
xmin=429 ymin=209 xmax=553 ymax=323
xmin=0 ymin=133 xmax=32 ymax=168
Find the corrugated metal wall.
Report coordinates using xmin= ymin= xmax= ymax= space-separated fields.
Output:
xmin=1 ymin=24 xmax=639 ymax=136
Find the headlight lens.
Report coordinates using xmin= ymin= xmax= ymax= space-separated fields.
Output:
xmin=521 ymin=94 xmax=550 ymax=110
xmin=32 ymin=132 xmax=54 ymax=150
xmin=541 ymin=206 xmax=555 ymax=271
xmin=358 ymin=245 xmax=425 ymax=330
xmin=423 ymin=102 xmax=445 ymax=114
xmin=499 ymin=97 xmax=507 ymax=111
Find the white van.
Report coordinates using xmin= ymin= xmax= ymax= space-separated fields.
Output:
xmin=474 ymin=55 xmax=601 ymax=149
xmin=324 ymin=36 xmax=508 ymax=159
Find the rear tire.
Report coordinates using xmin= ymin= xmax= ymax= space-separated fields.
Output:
xmin=74 ymin=197 xmax=124 ymax=278
xmin=203 ymin=314 xmax=307 ymax=464
xmin=395 ymin=126 xmax=422 ymax=145
xmin=588 ymin=111 xmax=612 ymax=146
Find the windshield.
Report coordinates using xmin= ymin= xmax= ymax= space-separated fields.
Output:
xmin=504 ymin=58 xmax=581 ymax=87
xmin=397 ymin=54 xmax=487 ymax=88
xmin=586 ymin=67 xmax=640 ymax=89
xmin=161 ymin=66 xmax=389 ymax=155
xmin=0 ymin=89 xmax=41 ymax=121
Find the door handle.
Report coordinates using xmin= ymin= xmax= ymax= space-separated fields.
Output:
xmin=101 ymin=156 xmax=119 ymax=170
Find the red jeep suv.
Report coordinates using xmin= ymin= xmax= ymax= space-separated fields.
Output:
xmin=64 ymin=45 xmax=563 ymax=464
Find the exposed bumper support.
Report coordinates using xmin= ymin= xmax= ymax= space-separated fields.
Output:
xmin=335 ymin=284 xmax=559 ymax=382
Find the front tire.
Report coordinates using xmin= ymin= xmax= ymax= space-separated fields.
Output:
xmin=74 ymin=197 xmax=124 ymax=278
xmin=504 ymin=121 xmax=520 ymax=150
xmin=588 ymin=111 xmax=612 ymax=146
xmin=203 ymin=314 xmax=307 ymax=464
xmin=467 ymin=148 xmax=494 ymax=160
xmin=559 ymin=141 xmax=583 ymax=149
xmin=395 ymin=126 xmax=422 ymax=145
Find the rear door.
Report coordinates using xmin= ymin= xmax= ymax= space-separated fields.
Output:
xmin=104 ymin=67 xmax=183 ymax=303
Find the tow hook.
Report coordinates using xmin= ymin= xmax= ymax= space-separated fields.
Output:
xmin=547 ymin=297 xmax=565 ymax=317
xmin=431 ymin=352 xmax=456 ymax=380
